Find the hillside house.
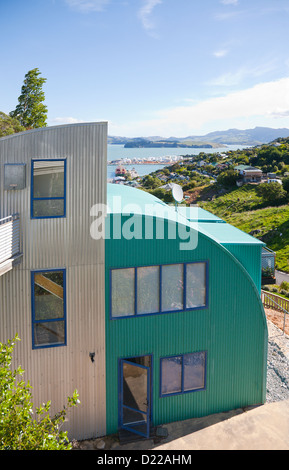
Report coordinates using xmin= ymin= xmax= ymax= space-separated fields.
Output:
xmin=235 ymin=165 xmax=263 ymax=184
xmin=0 ymin=124 xmax=267 ymax=442
xmin=105 ymin=184 xmax=267 ymax=438
xmin=266 ymin=173 xmax=282 ymax=184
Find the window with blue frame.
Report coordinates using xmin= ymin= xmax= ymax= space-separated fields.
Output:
xmin=110 ymin=262 xmax=208 ymax=319
xmin=160 ymin=351 xmax=207 ymax=397
xmin=31 ymin=269 xmax=66 ymax=349
xmin=31 ymin=159 xmax=66 ymax=218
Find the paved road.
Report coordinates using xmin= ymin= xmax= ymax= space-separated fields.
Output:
xmin=276 ymin=270 xmax=289 ymax=285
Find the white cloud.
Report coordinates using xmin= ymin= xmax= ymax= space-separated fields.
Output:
xmin=213 ymin=49 xmax=229 ymax=58
xmin=208 ymin=61 xmax=277 ymax=87
xmin=49 ymin=117 xmax=86 ymax=125
xmin=65 ymin=0 xmax=110 ymax=12
xmin=220 ymin=0 xmax=238 ymax=5
xmin=138 ymin=0 xmax=162 ymax=36
xmin=109 ymin=77 xmax=289 ymax=137
xmin=215 ymin=10 xmax=240 ymax=20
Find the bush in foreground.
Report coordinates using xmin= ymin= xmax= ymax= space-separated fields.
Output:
xmin=0 ymin=335 xmax=79 ymax=450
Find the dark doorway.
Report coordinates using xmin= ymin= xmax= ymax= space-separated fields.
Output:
xmin=119 ymin=355 xmax=152 ymax=438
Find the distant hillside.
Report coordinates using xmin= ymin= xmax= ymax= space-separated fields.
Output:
xmin=199 ymin=186 xmax=289 ymax=273
xmin=123 ymin=138 xmax=223 ymax=149
xmin=187 ymin=127 xmax=289 ymax=145
xmin=108 ymin=127 xmax=289 ymax=147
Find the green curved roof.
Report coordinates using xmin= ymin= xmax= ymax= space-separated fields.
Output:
xmin=107 ymin=183 xmax=193 ymax=228
xmin=107 ymin=183 xmax=264 ymax=246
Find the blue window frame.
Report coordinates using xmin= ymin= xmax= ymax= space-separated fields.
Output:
xmin=160 ymin=351 xmax=207 ymax=397
xmin=118 ymin=355 xmax=153 ymax=438
xmin=110 ymin=261 xmax=208 ymax=319
xmin=31 ymin=159 xmax=66 ymax=219
xmin=31 ymin=269 xmax=67 ymax=349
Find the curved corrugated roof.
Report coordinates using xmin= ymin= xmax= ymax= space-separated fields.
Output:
xmin=107 ymin=183 xmax=194 ymax=228
xmin=107 ymin=184 xmax=264 ymax=246
xmin=176 ymin=206 xmax=225 ymax=223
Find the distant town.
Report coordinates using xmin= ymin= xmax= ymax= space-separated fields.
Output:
xmin=108 ymin=155 xmax=184 ymax=165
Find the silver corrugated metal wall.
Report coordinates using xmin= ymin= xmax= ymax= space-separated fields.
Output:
xmin=0 ymin=123 xmax=107 ymax=440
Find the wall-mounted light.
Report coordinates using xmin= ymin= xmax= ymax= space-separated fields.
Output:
xmin=89 ymin=352 xmax=95 ymax=363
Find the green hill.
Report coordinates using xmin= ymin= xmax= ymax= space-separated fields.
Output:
xmin=123 ymin=138 xmax=223 ymax=148
xmin=200 ymin=185 xmax=289 ymax=273
xmin=142 ymin=136 xmax=289 ymax=273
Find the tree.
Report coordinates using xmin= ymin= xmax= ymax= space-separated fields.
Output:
xmin=142 ymin=175 xmax=162 ymax=190
xmin=10 ymin=68 xmax=48 ymax=129
xmin=257 ymin=182 xmax=287 ymax=203
xmin=0 ymin=111 xmax=25 ymax=137
xmin=217 ymin=169 xmax=239 ymax=187
xmin=282 ymin=176 xmax=289 ymax=197
xmin=0 ymin=335 xmax=79 ymax=450
xmin=149 ymin=187 xmax=174 ymax=203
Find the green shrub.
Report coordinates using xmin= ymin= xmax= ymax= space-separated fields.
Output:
xmin=280 ymin=281 xmax=289 ymax=291
xmin=0 ymin=335 xmax=79 ymax=450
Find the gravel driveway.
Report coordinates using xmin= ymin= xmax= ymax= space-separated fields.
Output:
xmin=266 ymin=319 xmax=289 ymax=403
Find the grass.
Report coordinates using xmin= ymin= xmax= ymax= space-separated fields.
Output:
xmin=199 ymin=184 xmax=289 ymax=273
xmin=199 ymin=184 xmax=264 ymax=216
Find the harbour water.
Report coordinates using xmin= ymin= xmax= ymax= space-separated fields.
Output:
xmin=107 ymin=143 xmax=249 ymax=179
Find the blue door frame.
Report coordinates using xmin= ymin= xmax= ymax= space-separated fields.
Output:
xmin=119 ymin=356 xmax=152 ymax=438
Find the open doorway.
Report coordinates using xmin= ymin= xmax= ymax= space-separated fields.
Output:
xmin=119 ymin=355 xmax=152 ymax=438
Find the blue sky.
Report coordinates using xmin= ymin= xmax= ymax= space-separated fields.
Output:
xmin=1 ymin=0 xmax=289 ymax=137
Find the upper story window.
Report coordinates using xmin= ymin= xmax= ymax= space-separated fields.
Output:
xmin=31 ymin=269 xmax=66 ymax=349
xmin=110 ymin=261 xmax=208 ymax=319
xmin=31 ymin=159 xmax=66 ymax=218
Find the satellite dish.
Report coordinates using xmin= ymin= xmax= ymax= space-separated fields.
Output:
xmin=172 ymin=184 xmax=183 ymax=203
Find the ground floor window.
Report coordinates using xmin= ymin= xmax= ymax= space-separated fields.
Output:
xmin=160 ymin=351 xmax=206 ymax=397
xmin=31 ymin=269 xmax=66 ymax=349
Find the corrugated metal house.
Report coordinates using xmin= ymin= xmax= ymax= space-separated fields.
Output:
xmin=0 ymin=123 xmax=107 ymax=440
xmin=0 ymin=124 xmax=267 ymax=442
xmin=105 ymin=183 xmax=267 ymax=438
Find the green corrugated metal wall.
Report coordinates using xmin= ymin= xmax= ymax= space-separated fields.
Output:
xmin=105 ymin=214 xmax=267 ymax=434
xmin=223 ymin=244 xmax=263 ymax=293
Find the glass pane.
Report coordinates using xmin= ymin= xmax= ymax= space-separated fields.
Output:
xmin=34 ymin=321 xmax=65 ymax=347
xmin=137 ymin=266 xmax=159 ymax=314
xmin=33 ymin=199 xmax=65 ymax=218
xmin=122 ymin=362 xmax=148 ymax=413
xmin=161 ymin=264 xmax=183 ymax=312
xmin=186 ymin=263 xmax=206 ymax=309
xmin=122 ymin=408 xmax=148 ymax=436
xmin=33 ymin=161 xmax=65 ymax=198
xmin=111 ymin=268 xmax=135 ymax=317
xmin=34 ymin=271 xmax=64 ymax=321
xmin=161 ymin=356 xmax=182 ymax=395
xmin=184 ymin=352 xmax=206 ymax=392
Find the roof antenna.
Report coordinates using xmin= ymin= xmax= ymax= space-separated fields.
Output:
xmin=171 ymin=184 xmax=184 ymax=212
